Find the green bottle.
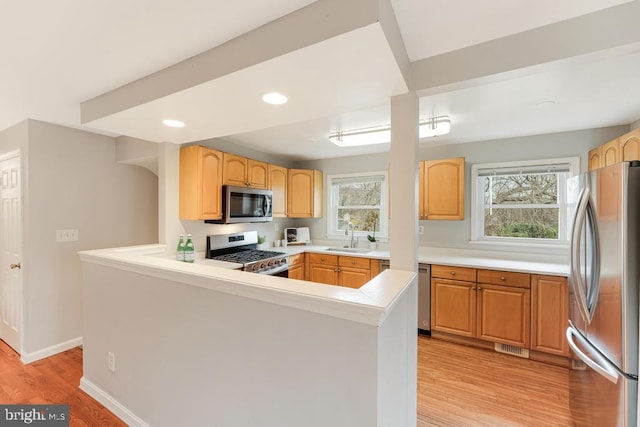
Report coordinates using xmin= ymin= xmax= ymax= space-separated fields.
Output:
xmin=177 ymin=234 xmax=186 ymax=262
xmin=185 ymin=234 xmax=195 ymax=263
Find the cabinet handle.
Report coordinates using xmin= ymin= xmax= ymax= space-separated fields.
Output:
xmin=500 ymin=276 xmax=506 ymax=281
xmin=321 ymin=257 xmax=325 ymax=262
xmin=450 ymin=271 xmax=456 ymax=276
xmin=352 ymin=261 xmax=356 ymax=265
xmin=477 ymin=286 xmax=482 ymax=291
xmin=335 ymin=268 xmax=340 ymax=272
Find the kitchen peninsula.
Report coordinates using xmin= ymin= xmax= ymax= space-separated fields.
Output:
xmin=79 ymin=244 xmax=417 ymax=427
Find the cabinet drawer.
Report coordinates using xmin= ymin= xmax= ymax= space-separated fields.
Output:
xmin=338 ymin=256 xmax=370 ymax=269
xmin=432 ymin=265 xmax=476 ymax=282
xmin=477 ymin=269 xmax=530 ymax=288
xmin=307 ymin=253 xmax=338 ymax=266
xmin=289 ymin=253 xmax=304 ymax=266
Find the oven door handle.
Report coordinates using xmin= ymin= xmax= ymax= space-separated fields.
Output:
xmin=254 ymin=262 xmax=288 ymax=275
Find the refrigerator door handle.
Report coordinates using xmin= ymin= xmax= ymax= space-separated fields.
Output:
xmin=569 ymin=186 xmax=601 ymax=325
xmin=566 ymin=327 xmax=619 ymax=384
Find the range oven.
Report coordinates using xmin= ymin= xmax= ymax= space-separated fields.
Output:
xmin=206 ymin=231 xmax=288 ymax=277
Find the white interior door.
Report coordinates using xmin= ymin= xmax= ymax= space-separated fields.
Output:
xmin=0 ymin=152 xmax=22 ymax=353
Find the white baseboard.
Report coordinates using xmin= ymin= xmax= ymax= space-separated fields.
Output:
xmin=79 ymin=377 xmax=149 ymax=427
xmin=20 ymin=336 xmax=83 ymax=364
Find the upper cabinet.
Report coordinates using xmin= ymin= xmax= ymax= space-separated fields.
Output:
xmin=621 ymin=129 xmax=640 ymax=162
xmin=588 ymin=146 xmax=602 ymax=171
xmin=268 ymin=164 xmax=288 ymax=218
xmin=602 ymin=138 xmax=619 ymax=167
xmin=588 ymin=129 xmax=640 ymax=171
xmin=222 ymin=153 xmax=268 ymax=189
xmin=288 ymin=169 xmax=323 ymax=218
xmin=420 ymin=157 xmax=465 ymax=220
xmin=179 ymin=146 xmax=223 ymax=220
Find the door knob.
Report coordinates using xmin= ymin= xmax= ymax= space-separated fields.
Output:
xmin=10 ymin=263 xmax=21 ymax=270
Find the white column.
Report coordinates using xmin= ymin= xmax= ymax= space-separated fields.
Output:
xmin=158 ymin=142 xmax=185 ymax=248
xmin=389 ymin=92 xmax=419 ymax=272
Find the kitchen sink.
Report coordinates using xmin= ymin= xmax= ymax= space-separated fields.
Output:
xmin=324 ymin=247 xmax=371 ymax=254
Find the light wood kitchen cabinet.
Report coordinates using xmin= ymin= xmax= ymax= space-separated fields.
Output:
xmin=476 ymin=269 xmax=531 ymax=348
xmin=420 ymin=157 xmax=465 ymax=220
xmin=222 ymin=153 xmax=268 ymax=189
xmin=179 ymin=145 xmax=223 ymax=220
xmin=306 ymin=253 xmax=380 ymax=288
xmin=620 ymin=129 xmax=640 ymax=162
xmin=268 ymin=164 xmax=288 ymax=217
xmin=288 ymin=169 xmax=323 ymax=218
xmin=588 ymin=146 xmax=602 ymax=171
xmin=287 ymin=253 xmax=305 ymax=280
xmin=431 ymin=266 xmax=477 ymax=337
xmin=531 ymin=275 xmax=569 ymax=357
xmin=602 ymin=138 xmax=620 ymax=167
xmin=307 ymin=253 xmax=338 ymax=285
xmin=338 ymin=256 xmax=371 ymax=289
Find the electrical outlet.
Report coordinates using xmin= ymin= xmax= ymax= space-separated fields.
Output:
xmin=274 ymin=223 xmax=280 ymax=232
xmin=108 ymin=352 xmax=116 ymax=372
xmin=418 ymin=225 xmax=424 ymax=235
xmin=56 ymin=229 xmax=79 ymax=242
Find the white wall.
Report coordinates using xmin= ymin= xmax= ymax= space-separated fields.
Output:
xmin=82 ymin=262 xmax=415 ymax=427
xmin=292 ymin=126 xmax=629 ymax=252
xmin=18 ymin=120 xmax=158 ymax=358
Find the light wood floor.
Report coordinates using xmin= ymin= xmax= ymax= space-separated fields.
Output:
xmin=0 ymin=340 xmax=125 ymax=426
xmin=418 ymin=335 xmax=573 ymax=426
xmin=0 ymin=336 xmax=572 ymax=426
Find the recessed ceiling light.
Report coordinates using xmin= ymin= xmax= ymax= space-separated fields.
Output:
xmin=162 ymin=119 xmax=185 ymax=128
xmin=262 ymin=92 xmax=288 ymax=105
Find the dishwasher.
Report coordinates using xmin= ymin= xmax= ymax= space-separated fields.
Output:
xmin=380 ymin=261 xmax=431 ymax=334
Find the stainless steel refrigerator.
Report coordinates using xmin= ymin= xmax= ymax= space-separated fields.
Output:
xmin=566 ymin=161 xmax=640 ymax=426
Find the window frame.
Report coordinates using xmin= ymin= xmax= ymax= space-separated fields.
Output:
xmin=470 ymin=157 xmax=580 ymax=247
xmin=326 ymin=171 xmax=389 ymax=241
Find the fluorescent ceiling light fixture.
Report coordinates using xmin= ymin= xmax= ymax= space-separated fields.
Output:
xmin=262 ymin=92 xmax=288 ymax=105
xmin=162 ymin=119 xmax=185 ymax=128
xmin=329 ymin=116 xmax=451 ymax=147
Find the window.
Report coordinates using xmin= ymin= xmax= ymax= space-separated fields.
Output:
xmin=327 ymin=172 xmax=388 ymax=240
xmin=471 ymin=158 xmax=579 ymax=244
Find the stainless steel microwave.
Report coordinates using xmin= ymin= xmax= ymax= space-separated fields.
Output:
xmin=208 ymin=185 xmax=273 ymax=224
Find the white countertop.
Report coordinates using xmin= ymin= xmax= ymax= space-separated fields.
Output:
xmin=78 ymin=244 xmax=416 ymax=326
xmin=267 ymin=244 xmax=569 ymax=277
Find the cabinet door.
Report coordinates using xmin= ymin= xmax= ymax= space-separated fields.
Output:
xmin=179 ymin=146 xmax=223 ymax=220
xmin=222 ymin=153 xmax=248 ymax=187
xmin=339 ymin=267 xmax=370 ymax=289
xmin=431 ymin=277 xmax=476 ymax=337
xmin=477 ymin=283 xmax=530 ymax=348
xmin=248 ymin=160 xmax=268 ymax=189
xmin=309 ymin=263 xmax=338 ymax=285
xmin=268 ymin=165 xmax=288 ymax=217
xmin=602 ymin=138 xmax=619 ymax=167
xmin=288 ymin=264 xmax=305 ymax=280
xmin=588 ymin=146 xmax=602 ymax=171
xmin=288 ymin=169 xmax=323 ymax=218
xmin=423 ymin=157 xmax=465 ymax=220
xmin=200 ymin=148 xmax=224 ymax=219
xmin=531 ymin=275 xmax=569 ymax=356
xmin=621 ymin=129 xmax=640 ymax=162
xmin=418 ymin=161 xmax=425 ymax=219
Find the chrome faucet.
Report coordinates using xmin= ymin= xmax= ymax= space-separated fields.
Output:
xmin=345 ymin=222 xmax=356 ymax=248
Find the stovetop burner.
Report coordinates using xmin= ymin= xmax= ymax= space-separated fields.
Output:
xmin=209 ymin=249 xmax=286 ymax=264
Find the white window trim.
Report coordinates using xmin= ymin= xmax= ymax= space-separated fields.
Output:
xmin=470 ymin=157 xmax=580 ymax=247
xmin=326 ymin=171 xmax=389 ymax=240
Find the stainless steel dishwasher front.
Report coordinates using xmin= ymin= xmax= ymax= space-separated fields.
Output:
xmin=418 ymin=263 xmax=431 ymax=334
xmin=381 ymin=260 xmax=430 ymax=333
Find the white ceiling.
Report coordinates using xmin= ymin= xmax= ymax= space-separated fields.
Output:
xmin=2 ymin=0 xmax=639 ymax=161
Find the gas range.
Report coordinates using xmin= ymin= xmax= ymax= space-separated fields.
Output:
xmin=206 ymin=231 xmax=288 ymax=276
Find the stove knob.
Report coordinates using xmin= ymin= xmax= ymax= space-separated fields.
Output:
xmin=252 ymin=264 xmax=260 ymax=272
xmin=260 ymin=262 xmax=268 ymax=270
xmin=281 ymin=258 xmax=288 ymax=265
xmin=268 ymin=260 xmax=275 ymax=267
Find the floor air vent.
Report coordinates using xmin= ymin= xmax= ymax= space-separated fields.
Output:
xmin=494 ymin=343 xmax=530 ymax=358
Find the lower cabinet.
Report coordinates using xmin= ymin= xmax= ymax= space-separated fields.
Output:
xmin=288 ymin=254 xmax=305 ymax=280
xmin=306 ymin=253 xmax=377 ymax=288
xmin=431 ymin=264 xmax=568 ymax=360
xmin=531 ymin=274 xmax=569 ymax=356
